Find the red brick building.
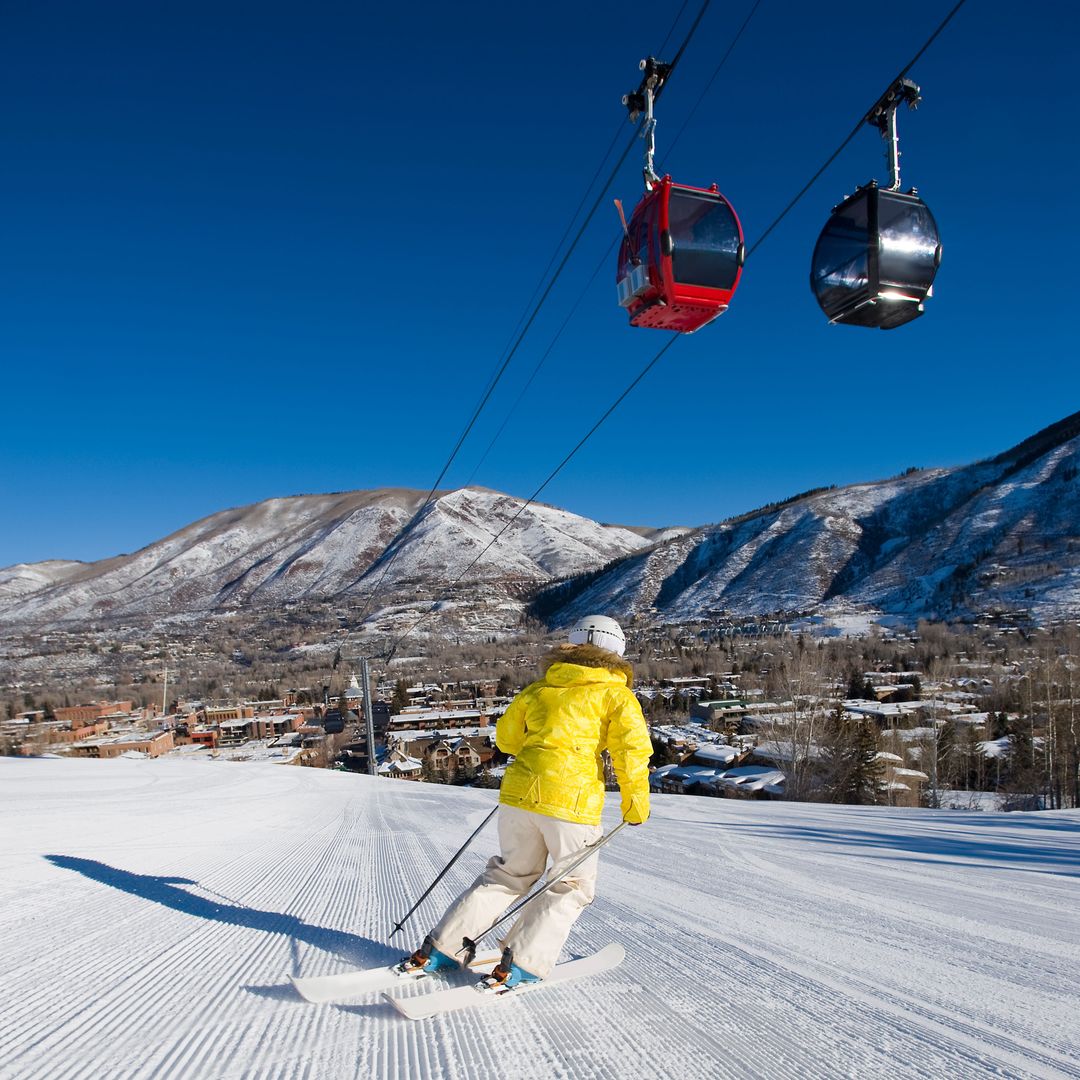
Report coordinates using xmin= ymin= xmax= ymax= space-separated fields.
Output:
xmin=54 ymin=701 xmax=135 ymax=726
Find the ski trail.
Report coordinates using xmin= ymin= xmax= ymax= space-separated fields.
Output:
xmin=2 ymin=760 xmax=1078 ymax=1080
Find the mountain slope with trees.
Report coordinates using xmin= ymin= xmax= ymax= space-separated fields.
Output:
xmin=5 ymin=412 xmax=1079 ymax=634
xmin=536 ymin=411 xmax=1080 ymax=627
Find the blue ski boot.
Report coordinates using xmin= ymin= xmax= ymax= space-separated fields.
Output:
xmin=397 ymin=934 xmax=459 ymax=977
xmin=479 ymin=947 xmax=541 ymax=993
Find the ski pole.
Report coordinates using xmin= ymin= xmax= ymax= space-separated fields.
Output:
xmin=388 ymin=805 xmax=498 ymax=939
xmin=458 ymin=820 xmax=629 ymax=954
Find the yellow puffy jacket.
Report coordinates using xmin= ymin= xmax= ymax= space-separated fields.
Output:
xmin=496 ymin=643 xmax=651 ymax=826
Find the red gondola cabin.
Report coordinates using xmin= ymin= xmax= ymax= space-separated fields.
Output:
xmin=617 ymin=175 xmax=744 ymax=333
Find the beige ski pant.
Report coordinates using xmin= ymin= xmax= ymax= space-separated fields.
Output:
xmin=430 ymin=804 xmax=603 ymax=979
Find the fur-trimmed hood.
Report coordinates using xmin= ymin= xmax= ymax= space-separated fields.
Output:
xmin=540 ymin=642 xmax=634 ymax=688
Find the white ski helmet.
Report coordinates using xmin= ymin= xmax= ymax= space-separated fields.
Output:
xmin=567 ymin=615 xmax=626 ymax=657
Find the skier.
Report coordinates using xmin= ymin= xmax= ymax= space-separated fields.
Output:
xmin=401 ymin=615 xmax=651 ymax=990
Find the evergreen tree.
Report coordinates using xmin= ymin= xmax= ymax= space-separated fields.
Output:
xmin=1001 ymin=723 xmax=1040 ymax=810
xmin=391 ymin=679 xmax=410 ymax=714
xmin=846 ymin=669 xmax=866 ymax=700
xmin=820 ymin=704 xmax=883 ymax=805
xmin=473 ymin=769 xmax=502 ymax=789
xmin=420 ymin=758 xmax=447 ymax=784
xmin=649 ymin=737 xmax=681 ymax=768
xmin=852 ymin=720 xmax=884 ymax=804
xmin=820 ymin=702 xmax=855 ymax=801
xmin=936 ymin=720 xmax=957 ymax=790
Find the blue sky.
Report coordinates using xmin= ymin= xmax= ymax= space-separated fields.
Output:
xmin=2 ymin=0 xmax=1076 ymax=566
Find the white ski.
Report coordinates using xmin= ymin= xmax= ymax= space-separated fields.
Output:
xmin=384 ymin=942 xmax=625 ymax=1021
xmin=290 ymin=952 xmax=500 ymax=1003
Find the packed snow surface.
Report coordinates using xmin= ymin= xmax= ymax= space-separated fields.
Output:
xmin=2 ymin=759 xmax=1079 ymax=1079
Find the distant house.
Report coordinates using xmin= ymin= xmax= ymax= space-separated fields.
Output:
xmin=714 ymin=766 xmax=786 ymax=798
xmin=690 ymin=700 xmax=747 ymax=726
xmin=176 ymin=726 xmax=218 ymax=750
xmin=424 ymin=737 xmax=488 ymax=781
xmin=878 ymin=754 xmax=930 ymax=807
xmin=387 ymin=708 xmax=489 ymax=733
xmin=204 ymin=705 xmax=255 ymax=724
xmin=689 ymin=744 xmax=745 ymax=769
xmin=54 ymin=701 xmax=135 ymax=726
xmin=218 ymin=719 xmax=252 ymax=747
xmin=648 ymin=742 xmax=782 ymax=799
xmin=378 ymin=750 xmax=423 ymax=781
xmin=389 ymin=729 xmax=495 ymax=763
xmin=67 ymin=729 xmax=175 ymax=759
xmin=843 ymin=700 xmax=927 ymax=725
xmin=661 ymin=676 xmax=711 ymax=690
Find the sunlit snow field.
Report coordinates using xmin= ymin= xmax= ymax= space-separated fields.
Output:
xmin=1 ymin=758 xmax=1078 ymax=1079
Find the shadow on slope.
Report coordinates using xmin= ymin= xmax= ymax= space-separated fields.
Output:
xmin=45 ymin=855 xmax=399 ymax=966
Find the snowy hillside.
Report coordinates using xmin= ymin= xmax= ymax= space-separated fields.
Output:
xmin=3 ymin=758 xmax=1078 ymax=1079
xmin=0 ymin=560 xmax=84 ymax=603
xmin=0 ymin=488 xmax=663 ymax=629
xmin=541 ymin=410 xmax=1080 ymax=626
xmin=6 ymin=413 xmax=1080 ymax=635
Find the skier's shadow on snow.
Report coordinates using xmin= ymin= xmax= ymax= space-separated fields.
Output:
xmin=45 ymin=855 xmax=399 ymax=968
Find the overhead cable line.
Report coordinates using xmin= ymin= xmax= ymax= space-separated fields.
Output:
xmin=417 ymin=0 xmax=711 ymax=501
xmin=341 ymin=1 xmax=715 ymax=646
xmin=659 ymin=0 xmax=764 ymax=167
xmin=473 ymin=114 xmax=628 ymax=407
xmin=464 ymin=236 xmax=618 ymax=486
xmin=386 ymin=0 xmax=968 ymax=659
xmin=420 ymin=0 xmax=712 ymax=486
xmin=343 ymin=129 xmax=639 ymax=630
xmin=467 ymin=0 xmax=761 ymax=484
xmin=387 ymin=333 xmax=681 ymax=657
xmin=656 ymin=0 xmax=692 ymax=56
xmin=388 ymin=3 xmax=787 ymax=656
xmin=665 ymin=0 xmax=713 ymax=73
xmin=345 ymin=121 xmax=630 ymax=631
xmin=746 ymin=0 xmax=968 ymax=259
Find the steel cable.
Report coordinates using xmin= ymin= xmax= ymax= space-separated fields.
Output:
xmin=746 ymin=0 xmax=969 ymax=259
xmin=341 ymin=1 xmax=714 ymax=648
xmin=383 ymin=0 xmax=970 ymax=659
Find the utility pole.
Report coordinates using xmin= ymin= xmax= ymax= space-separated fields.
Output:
xmin=930 ymin=691 xmax=940 ymax=809
xmin=361 ymin=658 xmax=377 ymax=777
xmin=161 ymin=660 xmax=178 ymax=717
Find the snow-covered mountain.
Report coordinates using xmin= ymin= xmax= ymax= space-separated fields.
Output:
xmin=537 ymin=411 xmax=1080 ymax=626
xmin=5 ymin=412 xmax=1079 ymax=633
xmin=0 ymin=487 xmax=674 ymax=629
xmin=3 ymin=757 xmax=1078 ymax=1078
xmin=0 ymin=559 xmax=85 ymax=603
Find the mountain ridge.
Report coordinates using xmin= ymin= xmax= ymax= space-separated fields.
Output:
xmin=4 ymin=412 xmax=1079 ymax=631
xmin=0 ymin=487 xmax=675 ymax=630
xmin=535 ymin=410 xmax=1080 ymax=626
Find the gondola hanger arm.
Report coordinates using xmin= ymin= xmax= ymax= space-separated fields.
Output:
xmin=623 ymin=56 xmax=674 ymax=191
xmin=864 ymin=76 xmax=923 ymax=191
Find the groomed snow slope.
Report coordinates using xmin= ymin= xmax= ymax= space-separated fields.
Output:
xmin=2 ymin=759 xmax=1078 ymax=1080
